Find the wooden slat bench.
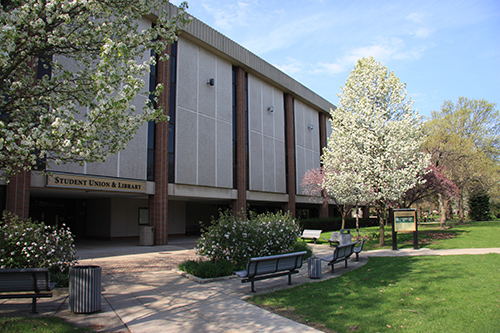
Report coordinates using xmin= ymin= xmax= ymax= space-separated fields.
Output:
xmin=235 ymin=251 xmax=307 ymax=292
xmin=320 ymin=242 xmax=357 ymax=273
xmin=0 ymin=268 xmax=56 ymax=313
xmin=300 ymin=229 xmax=322 ymax=244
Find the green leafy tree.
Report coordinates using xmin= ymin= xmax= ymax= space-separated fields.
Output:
xmin=322 ymin=57 xmax=430 ymax=246
xmin=424 ymin=97 xmax=500 ymax=226
xmin=468 ymin=187 xmax=491 ymax=221
xmin=0 ymin=0 xmax=190 ymax=176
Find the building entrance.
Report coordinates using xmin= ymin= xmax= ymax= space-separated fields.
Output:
xmin=30 ymin=197 xmax=87 ymax=239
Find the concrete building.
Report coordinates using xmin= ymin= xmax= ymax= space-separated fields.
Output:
xmin=0 ymin=3 xmax=335 ymax=244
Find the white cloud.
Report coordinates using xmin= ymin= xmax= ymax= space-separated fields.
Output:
xmin=406 ymin=11 xmax=434 ymax=39
xmin=200 ymin=0 xmax=259 ymax=30
xmin=413 ymin=27 xmax=433 ymax=38
xmin=242 ymin=12 xmax=331 ymax=55
xmin=406 ymin=12 xmax=425 ymax=24
xmin=315 ymin=38 xmax=409 ymax=75
xmin=274 ymin=58 xmax=304 ymax=75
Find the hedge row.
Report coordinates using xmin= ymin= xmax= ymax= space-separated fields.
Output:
xmin=298 ymin=217 xmax=379 ymax=231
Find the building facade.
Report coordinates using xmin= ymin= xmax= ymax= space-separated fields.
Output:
xmin=0 ymin=4 xmax=335 ymax=244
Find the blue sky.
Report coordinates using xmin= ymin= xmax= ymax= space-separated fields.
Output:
xmin=171 ymin=0 xmax=500 ymax=119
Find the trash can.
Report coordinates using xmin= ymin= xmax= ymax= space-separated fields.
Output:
xmin=308 ymin=257 xmax=322 ymax=279
xmin=139 ymin=226 xmax=154 ymax=246
xmin=69 ymin=265 xmax=101 ymax=313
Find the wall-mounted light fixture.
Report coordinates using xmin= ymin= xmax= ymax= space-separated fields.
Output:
xmin=207 ymin=78 xmax=215 ymax=86
xmin=267 ymin=106 xmax=274 ymax=112
xmin=307 ymin=124 xmax=314 ymax=130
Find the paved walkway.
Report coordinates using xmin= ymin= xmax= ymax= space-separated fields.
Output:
xmin=1 ymin=239 xmax=499 ymax=332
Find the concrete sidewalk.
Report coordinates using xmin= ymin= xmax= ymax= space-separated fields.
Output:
xmin=1 ymin=241 xmax=499 ymax=332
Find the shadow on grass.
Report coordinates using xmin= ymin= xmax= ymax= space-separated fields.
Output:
xmin=248 ymin=254 xmax=497 ymax=332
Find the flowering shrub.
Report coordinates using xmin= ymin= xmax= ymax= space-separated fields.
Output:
xmin=0 ymin=212 xmax=78 ymax=279
xmin=196 ymin=210 xmax=301 ymax=269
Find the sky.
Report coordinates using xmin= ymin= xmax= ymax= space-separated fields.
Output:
xmin=170 ymin=0 xmax=500 ymax=120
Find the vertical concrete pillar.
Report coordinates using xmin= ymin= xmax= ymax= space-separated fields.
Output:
xmin=5 ymin=170 xmax=31 ymax=219
xmin=284 ymin=93 xmax=296 ymax=217
xmin=232 ymin=67 xmax=247 ymax=216
xmin=149 ymin=44 xmax=171 ymax=245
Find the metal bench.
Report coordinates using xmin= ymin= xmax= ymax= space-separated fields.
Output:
xmin=0 ymin=268 xmax=56 ymax=313
xmin=353 ymin=238 xmax=366 ymax=261
xmin=235 ymin=251 xmax=307 ymax=292
xmin=300 ymin=229 xmax=322 ymax=244
xmin=320 ymin=242 xmax=357 ymax=273
xmin=323 ymin=228 xmax=352 ymax=246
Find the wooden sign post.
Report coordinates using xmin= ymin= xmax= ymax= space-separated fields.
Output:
xmin=391 ymin=208 xmax=418 ymax=250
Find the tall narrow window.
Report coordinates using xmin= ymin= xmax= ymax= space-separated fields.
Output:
xmin=244 ymin=72 xmax=249 ymax=189
xmin=147 ymin=49 xmax=158 ymax=181
xmin=168 ymin=41 xmax=177 ymax=184
xmin=232 ymin=67 xmax=237 ymax=189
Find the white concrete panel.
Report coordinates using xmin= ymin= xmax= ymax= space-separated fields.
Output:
xmin=295 ymin=146 xmax=306 ymax=194
xmin=216 ymin=120 xmax=233 ymax=188
xmin=47 ymin=162 xmax=84 ymax=174
xmin=119 ymin=122 xmax=148 ymax=180
xmin=177 ymin=39 xmax=198 ymax=112
xmin=262 ymin=83 xmax=275 ymax=137
xmin=198 ymin=48 xmax=216 ymax=118
xmin=176 ymin=108 xmax=198 ymax=184
xmin=198 ymin=115 xmax=216 ymax=186
xmin=274 ymin=90 xmax=285 ymax=141
xmin=249 ymin=131 xmax=263 ymax=191
xmin=86 ymin=155 xmax=118 ymax=177
xmin=248 ymin=75 xmax=262 ymax=132
xmin=263 ymin=135 xmax=276 ymax=192
xmin=294 ymin=102 xmax=305 ymax=148
xmin=216 ymin=60 xmax=233 ymax=123
xmin=275 ymin=140 xmax=286 ymax=193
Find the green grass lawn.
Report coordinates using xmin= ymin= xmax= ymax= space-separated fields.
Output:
xmin=0 ymin=317 xmax=93 ymax=332
xmin=307 ymin=221 xmax=500 ymax=251
xmin=249 ymin=254 xmax=500 ymax=332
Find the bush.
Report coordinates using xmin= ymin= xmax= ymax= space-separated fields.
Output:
xmin=0 ymin=212 xmax=78 ymax=286
xmin=178 ymin=259 xmax=235 ymax=279
xmin=196 ymin=210 xmax=301 ymax=270
xmin=292 ymin=240 xmax=313 ymax=259
xmin=298 ymin=216 xmax=378 ymax=231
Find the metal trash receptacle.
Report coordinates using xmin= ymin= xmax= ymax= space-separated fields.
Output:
xmin=308 ymin=257 xmax=322 ymax=279
xmin=69 ymin=265 xmax=101 ymax=313
xmin=139 ymin=226 xmax=154 ymax=246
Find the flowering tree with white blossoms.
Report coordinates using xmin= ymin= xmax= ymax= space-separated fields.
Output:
xmin=322 ymin=57 xmax=430 ymax=246
xmin=0 ymin=0 xmax=190 ymax=176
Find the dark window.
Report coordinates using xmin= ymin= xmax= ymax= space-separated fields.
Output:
xmin=147 ymin=49 xmax=158 ymax=181
xmin=168 ymin=41 xmax=177 ymax=184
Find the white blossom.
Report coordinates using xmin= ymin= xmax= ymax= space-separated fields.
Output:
xmin=322 ymin=57 xmax=430 ymax=220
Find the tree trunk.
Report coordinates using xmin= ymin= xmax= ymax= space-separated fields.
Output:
xmin=355 ymin=203 xmax=360 ymax=241
xmin=458 ymin=194 xmax=465 ymax=223
xmin=438 ymin=193 xmax=450 ymax=229
xmin=379 ymin=223 xmax=385 ymax=247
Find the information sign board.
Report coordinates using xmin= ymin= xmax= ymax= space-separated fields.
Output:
xmin=394 ymin=210 xmax=417 ymax=232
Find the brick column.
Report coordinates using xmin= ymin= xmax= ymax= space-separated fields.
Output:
xmin=149 ymin=44 xmax=171 ymax=245
xmin=284 ymin=93 xmax=296 ymax=217
xmin=319 ymin=112 xmax=329 ymax=218
xmin=6 ymin=170 xmax=31 ymax=219
xmin=232 ymin=67 xmax=247 ymax=216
